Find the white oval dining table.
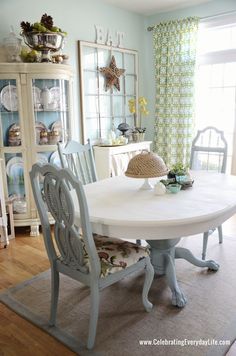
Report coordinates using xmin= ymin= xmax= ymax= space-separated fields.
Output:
xmin=76 ymin=171 xmax=236 ymax=308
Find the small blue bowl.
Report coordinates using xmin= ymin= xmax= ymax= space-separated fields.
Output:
xmin=176 ymin=175 xmax=188 ymax=183
xmin=167 ymin=183 xmax=181 ymax=194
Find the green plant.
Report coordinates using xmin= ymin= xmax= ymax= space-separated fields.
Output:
xmin=169 ymin=163 xmax=188 ymax=176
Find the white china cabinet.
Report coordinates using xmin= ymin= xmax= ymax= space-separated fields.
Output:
xmin=0 ymin=63 xmax=74 ymax=235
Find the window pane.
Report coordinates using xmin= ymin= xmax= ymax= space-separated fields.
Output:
xmin=86 ymin=117 xmax=99 ymax=140
xmin=124 ymin=53 xmax=135 ymax=72
xmin=100 ymin=117 xmax=112 ymax=139
xmin=84 ymin=96 xmax=99 ymax=116
xmin=113 ymin=96 xmax=123 ymax=116
xmin=83 ymin=46 xmax=97 ymax=70
xmin=125 ymin=115 xmax=135 ymax=127
xmin=126 ymin=75 xmax=135 ymax=95
xmin=100 ymin=96 xmax=111 ymax=117
xmin=98 ymin=74 xmax=107 ymax=94
xmin=196 ymin=23 xmax=236 ymax=174
xmin=198 ymin=25 xmax=236 ymax=54
xmin=195 ymin=65 xmax=236 ymax=174
xmin=83 ymin=71 xmax=98 ymax=94
xmin=112 ymin=51 xmax=123 ymax=67
xmin=223 ymin=62 xmax=236 ymax=86
xmin=98 ymin=49 xmax=110 ymax=67
xmin=210 ymin=64 xmax=224 ymax=87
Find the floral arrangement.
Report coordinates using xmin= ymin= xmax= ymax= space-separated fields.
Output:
xmin=128 ymin=96 xmax=149 ymax=132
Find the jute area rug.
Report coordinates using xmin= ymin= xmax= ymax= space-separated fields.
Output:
xmin=1 ymin=233 xmax=236 ymax=356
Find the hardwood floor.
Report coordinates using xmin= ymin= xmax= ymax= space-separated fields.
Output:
xmin=0 ymin=216 xmax=236 ymax=356
xmin=0 ymin=227 xmax=75 ymax=356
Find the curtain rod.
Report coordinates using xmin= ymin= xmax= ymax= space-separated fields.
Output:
xmin=147 ymin=9 xmax=236 ymax=31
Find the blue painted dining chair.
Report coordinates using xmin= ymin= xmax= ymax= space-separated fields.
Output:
xmin=29 ymin=163 xmax=154 ymax=349
xmin=57 ymin=139 xmax=97 ymax=185
xmin=58 ymin=139 xmax=142 ymax=246
xmin=190 ymin=126 xmax=228 ymax=260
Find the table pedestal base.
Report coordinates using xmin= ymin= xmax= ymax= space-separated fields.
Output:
xmin=146 ymin=238 xmax=219 ymax=308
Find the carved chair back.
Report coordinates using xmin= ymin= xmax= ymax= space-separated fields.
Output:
xmin=57 ymin=139 xmax=97 ymax=185
xmin=190 ymin=126 xmax=228 ymax=173
xmin=30 ymin=163 xmax=100 ymax=275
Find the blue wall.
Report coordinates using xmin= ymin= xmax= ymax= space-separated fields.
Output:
xmin=0 ymin=0 xmax=145 ymax=140
xmin=1 ymin=0 xmax=236 ymax=140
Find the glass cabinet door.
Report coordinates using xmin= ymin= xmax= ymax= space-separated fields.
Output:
xmin=0 ymin=79 xmax=21 ymax=147
xmin=4 ymin=152 xmax=27 ymax=215
xmin=32 ymin=78 xmax=70 ymax=146
xmin=0 ymin=78 xmax=27 ymax=215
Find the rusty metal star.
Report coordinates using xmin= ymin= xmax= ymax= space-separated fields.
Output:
xmin=99 ymin=55 xmax=125 ymax=91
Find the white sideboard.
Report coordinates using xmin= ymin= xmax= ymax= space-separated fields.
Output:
xmin=93 ymin=141 xmax=152 ymax=180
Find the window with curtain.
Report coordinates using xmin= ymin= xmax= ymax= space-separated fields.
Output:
xmin=153 ymin=17 xmax=199 ymax=168
xmin=195 ymin=15 xmax=236 ymax=175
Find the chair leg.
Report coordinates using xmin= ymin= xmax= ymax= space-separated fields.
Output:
xmin=49 ymin=268 xmax=60 ymax=326
xmin=142 ymin=258 xmax=154 ymax=312
xmin=87 ymin=283 xmax=100 ymax=350
xmin=218 ymin=225 xmax=223 ymax=244
xmin=202 ymin=232 xmax=209 ymax=260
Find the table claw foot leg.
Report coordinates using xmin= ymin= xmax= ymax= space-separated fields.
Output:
xmin=165 ymin=253 xmax=187 ymax=308
xmin=175 ymin=247 xmax=219 ymax=271
xmin=172 ymin=290 xmax=187 ymax=308
xmin=205 ymin=260 xmax=219 ymax=271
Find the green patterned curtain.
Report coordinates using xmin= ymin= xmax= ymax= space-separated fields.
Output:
xmin=153 ymin=17 xmax=199 ymax=167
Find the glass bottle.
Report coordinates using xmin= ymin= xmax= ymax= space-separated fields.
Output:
xmin=3 ymin=26 xmax=22 ymax=62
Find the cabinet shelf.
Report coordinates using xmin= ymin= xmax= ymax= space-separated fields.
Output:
xmin=0 ymin=147 xmax=24 ymax=152
xmin=0 ymin=110 xmax=19 ymax=113
xmin=34 ymin=108 xmax=68 ymax=112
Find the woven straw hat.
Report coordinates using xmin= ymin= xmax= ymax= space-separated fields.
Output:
xmin=125 ymin=151 xmax=168 ymax=178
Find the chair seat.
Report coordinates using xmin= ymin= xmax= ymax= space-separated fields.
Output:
xmin=84 ymin=234 xmax=150 ymax=277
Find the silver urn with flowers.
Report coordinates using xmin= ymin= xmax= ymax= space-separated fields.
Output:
xmin=20 ymin=13 xmax=67 ymax=62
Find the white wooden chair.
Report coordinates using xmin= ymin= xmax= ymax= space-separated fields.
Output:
xmin=29 ymin=163 xmax=154 ymax=349
xmin=190 ymin=126 xmax=228 ymax=259
xmin=57 ymin=139 xmax=97 ymax=185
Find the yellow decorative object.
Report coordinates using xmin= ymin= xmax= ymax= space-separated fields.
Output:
xmin=128 ymin=98 xmax=136 ymax=114
xmin=128 ymin=96 xmax=149 ymax=128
